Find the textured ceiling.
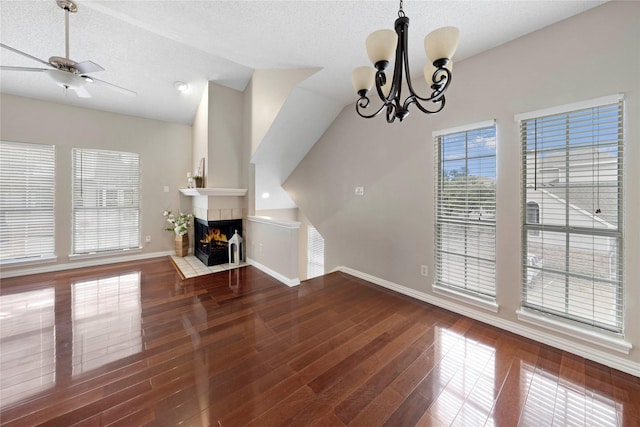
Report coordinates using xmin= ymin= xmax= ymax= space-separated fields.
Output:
xmin=0 ymin=1 xmax=607 ymax=125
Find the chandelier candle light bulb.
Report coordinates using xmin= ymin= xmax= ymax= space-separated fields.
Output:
xmin=351 ymin=1 xmax=459 ymax=123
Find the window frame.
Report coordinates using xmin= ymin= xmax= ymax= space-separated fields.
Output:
xmin=433 ymin=120 xmax=497 ymax=304
xmin=71 ymin=148 xmax=141 ymax=255
xmin=517 ymin=94 xmax=624 ymax=334
xmin=0 ymin=141 xmax=56 ymax=264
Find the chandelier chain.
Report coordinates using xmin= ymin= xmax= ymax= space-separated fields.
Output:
xmin=398 ymin=0 xmax=405 ymax=18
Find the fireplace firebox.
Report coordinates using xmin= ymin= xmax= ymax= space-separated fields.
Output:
xmin=194 ymin=218 xmax=243 ymax=266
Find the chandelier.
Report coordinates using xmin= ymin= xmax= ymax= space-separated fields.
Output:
xmin=351 ymin=1 xmax=459 ymax=123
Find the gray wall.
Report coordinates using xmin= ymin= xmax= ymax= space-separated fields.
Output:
xmin=0 ymin=93 xmax=192 ymax=273
xmin=284 ymin=2 xmax=640 ymax=369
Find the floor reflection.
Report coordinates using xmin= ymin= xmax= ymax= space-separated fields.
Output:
xmin=430 ymin=326 xmax=621 ymax=426
xmin=0 ymin=288 xmax=56 ymax=409
xmin=0 ymin=271 xmax=143 ymax=410
xmin=428 ymin=327 xmax=497 ymax=425
xmin=519 ymin=361 xmax=617 ymax=426
xmin=72 ymin=272 xmax=142 ymax=375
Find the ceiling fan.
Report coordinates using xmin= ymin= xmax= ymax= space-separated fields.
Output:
xmin=0 ymin=0 xmax=136 ymax=98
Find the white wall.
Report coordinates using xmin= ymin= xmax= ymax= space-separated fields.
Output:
xmin=0 ymin=93 xmax=192 ymax=275
xmin=250 ymin=68 xmax=318 ymax=155
xmin=246 ymin=216 xmax=300 ymax=286
xmin=284 ymin=2 xmax=640 ymax=372
xmin=207 ymin=83 xmax=245 ymax=189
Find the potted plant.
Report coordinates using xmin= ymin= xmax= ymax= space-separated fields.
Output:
xmin=164 ymin=210 xmax=193 ymax=256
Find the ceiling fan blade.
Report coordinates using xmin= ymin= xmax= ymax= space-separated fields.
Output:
xmin=0 ymin=43 xmax=51 ymax=67
xmin=75 ymin=60 xmax=104 ymax=74
xmin=70 ymin=85 xmax=92 ymax=98
xmin=90 ymin=77 xmax=137 ymax=97
xmin=1 ymin=66 xmax=48 ymax=72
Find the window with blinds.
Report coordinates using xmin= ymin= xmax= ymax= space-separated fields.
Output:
xmin=0 ymin=141 xmax=55 ymax=262
xmin=72 ymin=148 xmax=141 ymax=254
xmin=307 ymin=225 xmax=324 ymax=279
xmin=434 ymin=122 xmax=497 ymax=298
xmin=519 ymin=95 xmax=624 ymax=333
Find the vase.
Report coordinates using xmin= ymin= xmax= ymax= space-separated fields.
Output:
xmin=175 ymin=234 xmax=189 ymax=257
xmin=194 ymin=177 xmax=203 ymax=188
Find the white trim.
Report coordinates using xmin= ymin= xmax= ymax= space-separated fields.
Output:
xmin=432 ymin=284 xmax=499 ymax=313
xmin=0 ymin=254 xmax=58 ymax=267
xmin=336 ymin=266 xmax=639 ymax=377
xmin=247 ymin=257 xmax=300 ymax=287
xmin=69 ymin=247 xmax=142 ymax=260
xmin=179 ymin=188 xmax=248 ymax=197
xmin=516 ymin=308 xmax=631 ymax=354
xmin=247 ymin=216 xmax=301 ymax=230
xmin=432 ymin=119 xmax=495 ymax=138
xmin=514 ymin=93 xmax=624 ymax=122
xmin=0 ymin=251 xmax=173 ymax=279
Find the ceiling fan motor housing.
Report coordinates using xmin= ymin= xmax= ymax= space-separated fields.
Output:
xmin=49 ymin=56 xmax=79 ymax=73
xmin=56 ymin=0 xmax=77 ymax=13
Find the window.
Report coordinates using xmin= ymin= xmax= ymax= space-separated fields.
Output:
xmin=0 ymin=141 xmax=55 ymax=262
xmin=519 ymin=95 xmax=623 ymax=333
xmin=72 ymin=148 xmax=141 ymax=254
xmin=307 ymin=225 xmax=324 ymax=279
xmin=526 ymin=202 xmax=540 ymax=224
xmin=434 ymin=121 xmax=497 ymax=298
xmin=526 ymin=202 xmax=540 ymax=236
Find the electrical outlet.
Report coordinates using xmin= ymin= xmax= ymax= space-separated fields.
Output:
xmin=355 ymin=186 xmax=364 ymax=196
xmin=145 ymin=235 xmax=151 ymax=243
xmin=163 ymin=186 xmax=170 ymax=193
xmin=420 ymin=265 xmax=428 ymax=277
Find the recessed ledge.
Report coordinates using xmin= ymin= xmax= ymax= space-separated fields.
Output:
xmin=180 ymin=188 xmax=248 ymax=197
xmin=248 ymin=216 xmax=301 ymax=229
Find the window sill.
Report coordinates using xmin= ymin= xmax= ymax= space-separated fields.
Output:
xmin=69 ymin=247 xmax=142 ymax=261
xmin=516 ymin=308 xmax=632 ymax=354
xmin=432 ymin=284 xmax=499 ymax=313
xmin=0 ymin=254 xmax=58 ymax=268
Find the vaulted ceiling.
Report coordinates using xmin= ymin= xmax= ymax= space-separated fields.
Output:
xmin=1 ymin=1 xmax=607 ymax=125
xmin=1 ymin=1 xmax=608 ymax=210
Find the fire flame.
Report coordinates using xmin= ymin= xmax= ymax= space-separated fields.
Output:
xmin=200 ymin=228 xmax=227 ymax=244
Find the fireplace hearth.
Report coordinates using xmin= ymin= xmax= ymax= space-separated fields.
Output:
xmin=194 ymin=218 xmax=243 ymax=266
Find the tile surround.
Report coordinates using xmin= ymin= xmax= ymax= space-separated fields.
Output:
xmin=169 ymin=255 xmax=248 ymax=279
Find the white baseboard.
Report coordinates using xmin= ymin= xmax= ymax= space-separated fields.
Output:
xmin=336 ymin=266 xmax=639 ymax=377
xmin=247 ymin=258 xmax=300 ymax=287
xmin=0 ymin=251 xmax=174 ymax=279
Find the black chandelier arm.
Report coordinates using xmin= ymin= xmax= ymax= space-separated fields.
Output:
xmin=374 ymin=70 xmax=394 ymax=104
xmin=385 ymin=104 xmax=398 ymax=123
xmin=411 ymin=67 xmax=452 ymax=103
xmin=355 ymin=95 xmax=388 ymax=119
xmin=406 ymin=94 xmax=447 ymax=115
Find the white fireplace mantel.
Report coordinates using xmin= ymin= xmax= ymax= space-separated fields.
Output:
xmin=179 ymin=188 xmax=248 ymax=197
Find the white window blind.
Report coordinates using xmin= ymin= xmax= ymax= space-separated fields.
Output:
xmin=435 ymin=123 xmax=497 ymax=298
xmin=520 ymin=97 xmax=624 ymax=333
xmin=307 ymin=225 xmax=324 ymax=279
xmin=72 ymin=148 xmax=140 ymax=254
xmin=0 ymin=141 xmax=55 ymax=262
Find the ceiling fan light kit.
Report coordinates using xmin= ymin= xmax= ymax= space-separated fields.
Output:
xmin=0 ymin=0 xmax=136 ymax=98
xmin=351 ymin=0 xmax=459 ymax=123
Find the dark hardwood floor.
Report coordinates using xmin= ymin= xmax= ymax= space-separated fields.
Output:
xmin=1 ymin=257 xmax=638 ymax=426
